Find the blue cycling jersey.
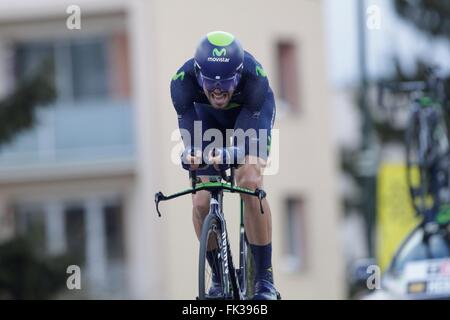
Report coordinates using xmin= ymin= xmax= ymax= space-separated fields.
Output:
xmin=170 ymin=51 xmax=276 ymax=174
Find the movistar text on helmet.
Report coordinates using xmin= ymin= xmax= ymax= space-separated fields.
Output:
xmin=207 ymin=57 xmax=230 ymax=63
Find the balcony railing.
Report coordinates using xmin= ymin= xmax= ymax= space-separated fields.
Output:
xmin=0 ymin=100 xmax=134 ymax=168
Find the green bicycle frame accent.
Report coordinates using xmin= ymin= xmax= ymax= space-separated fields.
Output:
xmin=437 ymin=205 xmax=450 ymax=225
xmin=419 ymin=96 xmax=433 ymax=107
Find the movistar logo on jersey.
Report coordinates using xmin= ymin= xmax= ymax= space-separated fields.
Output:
xmin=172 ymin=71 xmax=185 ymax=81
xmin=256 ymin=65 xmax=267 ymax=77
xmin=208 ymin=47 xmax=230 ymax=62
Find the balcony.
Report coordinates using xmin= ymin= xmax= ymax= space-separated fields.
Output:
xmin=0 ymin=100 xmax=135 ymax=180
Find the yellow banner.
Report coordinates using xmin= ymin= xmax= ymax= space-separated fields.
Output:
xmin=376 ymin=163 xmax=420 ymax=271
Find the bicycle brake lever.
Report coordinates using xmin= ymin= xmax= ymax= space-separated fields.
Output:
xmin=255 ymin=188 xmax=266 ymax=214
xmin=155 ymin=192 xmax=164 ymax=217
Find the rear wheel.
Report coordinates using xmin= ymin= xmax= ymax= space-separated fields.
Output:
xmin=238 ymin=232 xmax=255 ymax=299
xmin=406 ymin=110 xmax=433 ymax=216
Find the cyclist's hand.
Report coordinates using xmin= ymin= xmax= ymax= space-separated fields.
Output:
xmin=208 ymin=148 xmax=230 ymax=171
xmin=186 ymin=153 xmax=202 ymax=170
xmin=181 ymin=148 xmax=203 ymax=171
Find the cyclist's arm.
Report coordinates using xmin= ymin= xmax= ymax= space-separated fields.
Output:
xmin=170 ymin=66 xmax=199 ymax=149
xmin=233 ymin=61 xmax=270 ymax=159
xmin=239 ymin=58 xmax=269 ymax=113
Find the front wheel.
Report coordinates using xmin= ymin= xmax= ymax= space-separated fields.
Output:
xmin=198 ymin=214 xmax=231 ymax=300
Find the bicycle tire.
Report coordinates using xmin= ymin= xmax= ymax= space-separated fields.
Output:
xmin=405 ymin=109 xmax=432 ymax=216
xmin=239 ymin=232 xmax=255 ymax=299
xmin=198 ymin=214 xmax=230 ymax=300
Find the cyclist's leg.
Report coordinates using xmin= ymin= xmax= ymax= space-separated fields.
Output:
xmin=236 ymin=160 xmax=273 ymax=264
xmin=234 ymin=89 xmax=275 ymax=247
xmin=190 ymin=108 xmax=227 ymax=296
xmin=237 ymin=161 xmax=272 ymax=243
xmin=237 ymin=160 xmax=279 ymax=300
xmin=234 ymin=91 xmax=278 ymax=300
xmin=192 ymin=176 xmax=212 ymax=240
xmin=191 ymin=106 xmax=225 ymax=240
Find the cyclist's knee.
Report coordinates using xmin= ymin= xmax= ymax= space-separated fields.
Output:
xmin=236 ymin=164 xmax=263 ymax=191
xmin=192 ymin=190 xmax=210 ymax=219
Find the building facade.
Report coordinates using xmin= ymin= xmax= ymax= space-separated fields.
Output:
xmin=0 ymin=0 xmax=344 ymax=299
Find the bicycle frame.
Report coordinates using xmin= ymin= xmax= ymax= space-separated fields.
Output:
xmin=154 ymin=168 xmax=266 ymax=300
xmin=379 ymin=69 xmax=450 ymax=224
xmin=207 ymin=187 xmax=242 ymax=299
xmin=406 ymin=100 xmax=450 ymax=222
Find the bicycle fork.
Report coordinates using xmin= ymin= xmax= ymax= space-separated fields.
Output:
xmin=210 ymin=190 xmax=243 ymax=300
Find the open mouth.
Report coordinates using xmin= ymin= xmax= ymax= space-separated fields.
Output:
xmin=210 ymin=91 xmax=229 ymax=105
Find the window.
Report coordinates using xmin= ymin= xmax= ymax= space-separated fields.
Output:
xmin=14 ymin=42 xmax=54 ymax=84
xmin=283 ymin=197 xmax=307 ymax=272
xmin=14 ymin=34 xmax=130 ymax=103
xmin=71 ymin=39 xmax=109 ymax=100
xmin=65 ymin=204 xmax=86 ymax=264
xmin=103 ymin=199 xmax=125 ymax=262
xmin=10 ymin=196 xmax=126 ymax=297
xmin=15 ymin=203 xmax=46 ymax=253
xmin=276 ymin=41 xmax=300 ymax=113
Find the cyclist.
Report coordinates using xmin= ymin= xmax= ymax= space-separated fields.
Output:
xmin=170 ymin=31 xmax=278 ymax=300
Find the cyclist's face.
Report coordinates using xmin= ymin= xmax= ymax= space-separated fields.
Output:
xmin=204 ymin=87 xmax=234 ymax=109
